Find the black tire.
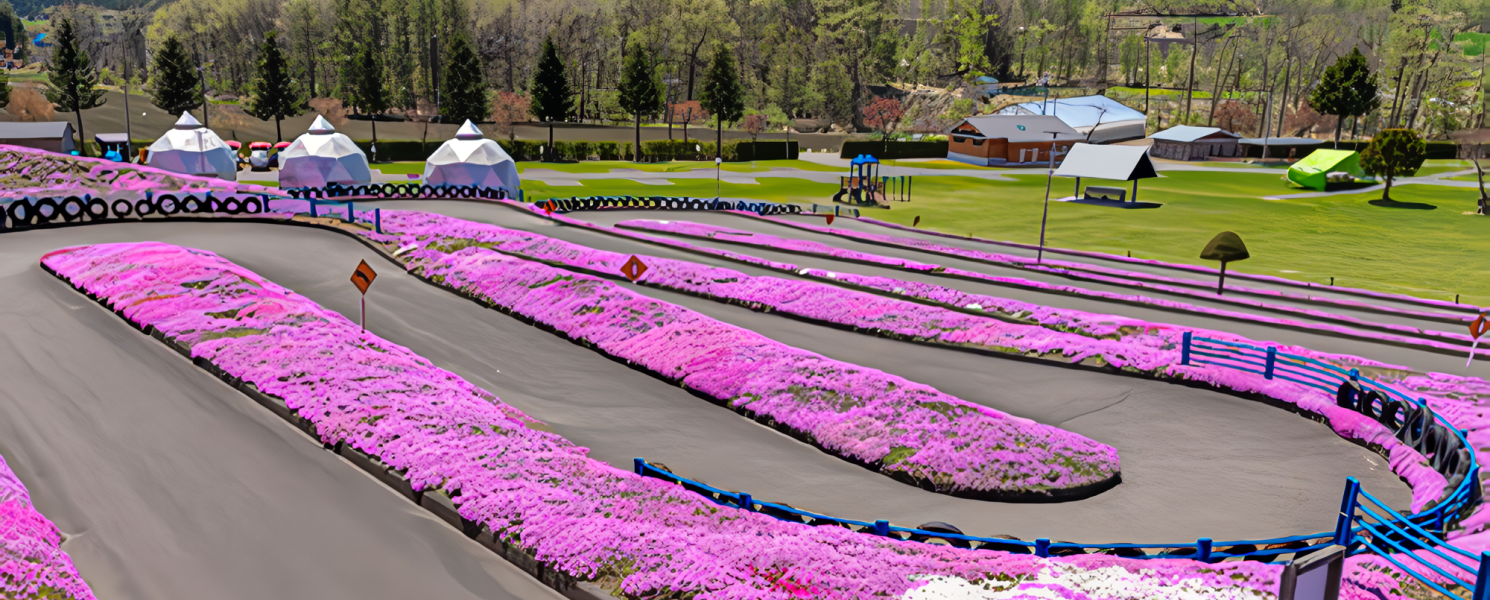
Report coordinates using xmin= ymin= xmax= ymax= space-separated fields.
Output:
xmin=1335 ymin=383 xmax=1358 ymax=411
xmin=1379 ymin=400 xmax=1404 ymax=429
xmin=243 ymin=198 xmax=263 ymax=214
xmin=1359 ymin=390 xmax=1383 ymax=419
xmin=111 ymin=199 xmax=134 ymax=218
xmin=182 ymin=195 xmax=203 ymax=213
xmin=158 ymin=195 xmax=180 ymax=215
xmin=419 ymin=185 xmax=434 ymax=197
xmin=7 ymin=199 xmax=34 ymax=228
xmin=60 ymin=196 xmax=85 ymax=222
xmin=33 ymin=198 xmax=60 ymax=224
xmin=135 ymin=198 xmax=157 ymax=216
xmin=222 ymin=197 xmax=243 ymax=215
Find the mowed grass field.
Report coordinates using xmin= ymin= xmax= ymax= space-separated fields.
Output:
xmin=523 ymin=169 xmax=1488 ymax=303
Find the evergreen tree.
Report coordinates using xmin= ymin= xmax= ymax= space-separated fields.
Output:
xmin=618 ymin=43 xmax=662 ymax=161
xmin=42 ymin=18 xmax=105 ymax=157
xmin=529 ymin=36 xmax=572 ymax=160
xmin=351 ymin=40 xmax=391 ymax=151
xmin=149 ymin=36 xmax=203 ymax=117
xmin=1361 ymin=128 xmax=1426 ymax=202
xmin=0 ymin=68 xmax=10 ymax=108
xmin=1310 ymin=48 xmax=1379 ymax=149
xmin=699 ymin=44 xmax=743 ymax=160
xmin=245 ymin=32 xmax=307 ymax=142
xmin=441 ymin=33 xmax=487 ymax=126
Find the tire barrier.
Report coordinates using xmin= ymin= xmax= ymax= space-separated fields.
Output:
xmin=534 ymin=195 xmax=803 ymax=216
xmin=0 ymin=193 xmax=273 ymax=232
xmin=635 ymin=458 xmax=1334 ymax=562
xmin=284 ymin=183 xmax=514 ymax=201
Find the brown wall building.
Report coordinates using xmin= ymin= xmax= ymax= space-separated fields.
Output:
xmin=947 ymin=115 xmax=1085 ymax=166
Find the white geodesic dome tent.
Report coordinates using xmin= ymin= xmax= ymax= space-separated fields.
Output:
xmin=146 ymin=113 xmax=238 ymax=180
xmin=422 ymin=120 xmax=521 ymax=193
xmin=278 ymin=115 xmax=372 ymax=189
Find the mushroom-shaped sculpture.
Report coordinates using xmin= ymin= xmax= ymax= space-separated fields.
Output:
xmin=1200 ymin=231 xmax=1250 ymax=295
xmin=145 ymin=112 xmax=239 ymax=180
xmin=277 ymin=115 xmax=372 ymax=189
xmin=422 ymin=120 xmax=521 ymax=195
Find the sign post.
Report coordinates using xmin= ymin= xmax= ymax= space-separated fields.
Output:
xmin=1469 ymin=312 xmax=1488 ymax=368
xmin=350 ymin=260 xmax=378 ymax=331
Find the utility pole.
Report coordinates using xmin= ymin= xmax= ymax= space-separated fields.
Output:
xmin=1037 ymin=131 xmax=1064 ymax=264
xmin=1144 ymin=36 xmax=1151 ymax=114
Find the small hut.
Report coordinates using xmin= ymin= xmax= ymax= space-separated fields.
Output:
xmin=146 ymin=113 xmax=238 ymax=179
xmin=1052 ymin=143 xmax=1160 ymax=206
xmin=422 ymin=120 xmax=520 ymax=193
xmin=1148 ymin=126 xmax=1241 ymax=161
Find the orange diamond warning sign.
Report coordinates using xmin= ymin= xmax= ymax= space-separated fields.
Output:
xmin=351 ymin=260 xmax=377 ymax=294
xmin=620 ymin=255 xmax=648 ymax=282
xmin=1473 ymin=313 xmax=1488 ymax=340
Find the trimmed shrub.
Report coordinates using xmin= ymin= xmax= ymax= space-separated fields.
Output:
xmin=839 ymin=140 xmax=948 ymax=160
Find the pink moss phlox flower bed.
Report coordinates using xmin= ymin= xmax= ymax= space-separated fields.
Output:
xmin=0 ymin=454 xmax=96 ymax=600
xmin=616 ymin=219 xmax=1486 ymax=356
xmin=41 ymin=242 xmax=1285 ymax=599
xmin=0 ymin=144 xmax=280 ymax=201
xmin=851 ymin=216 xmax=1480 ymax=314
xmin=357 ymin=212 xmax=1120 ymax=496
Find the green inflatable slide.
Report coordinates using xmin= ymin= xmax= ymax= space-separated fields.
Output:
xmin=1285 ymin=149 xmax=1368 ymax=191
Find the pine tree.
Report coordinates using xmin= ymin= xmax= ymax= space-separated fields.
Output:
xmin=1310 ymin=48 xmax=1379 ymax=149
xmin=618 ymin=43 xmax=662 ymax=161
xmin=699 ymin=45 xmax=743 ymax=160
xmin=0 ymin=68 xmax=10 ymax=108
xmin=43 ymin=18 xmax=106 ymax=156
xmin=351 ymin=41 xmax=391 ymax=151
xmin=246 ymin=32 xmax=307 ymax=142
xmin=441 ymin=33 xmax=487 ymax=125
xmin=149 ymin=36 xmax=203 ymax=117
xmin=529 ymin=36 xmax=572 ymax=160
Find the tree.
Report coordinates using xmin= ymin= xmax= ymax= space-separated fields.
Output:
xmin=350 ymin=42 xmax=391 ymax=154
xmin=1310 ymin=47 xmax=1379 ymax=148
xmin=529 ymin=36 xmax=572 ymax=161
xmin=0 ymin=68 xmax=10 ymax=109
xmin=149 ymin=36 xmax=203 ymax=117
xmin=740 ymin=113 xmax=766 ymax=142
xmin=489 ymin=91 xmax=531 ymax=141
xmin=1361 ymin=128 xmax=1426 ymax=202
xmin=441 ymin=34 xmax=487 ymax=126
xmin=862 ymin=97 xmax=904 ymax=152
xmin=618 ymin=43 xmax=663 ymax=161
xmin=245 ymin=32 xmax=307 ymax=142
xmin=699 ymin=44 xmax=743 ymax=160
xmin=42 ymin=18 xmax=106 ymax=156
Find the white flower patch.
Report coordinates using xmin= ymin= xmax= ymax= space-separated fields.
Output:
xmin=902 ymin=565 xmax=1276 ymax=600
xmin=965 ymin=303 xmax=984 ymax=311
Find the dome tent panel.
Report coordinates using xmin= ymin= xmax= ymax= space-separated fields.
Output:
xmin=278 ymin=115 xmax=372 ymax=189
xmin=145 ymin=112 xmax=239 ymax=180
xmin=422 ymin=120 xmax=521 ymax=193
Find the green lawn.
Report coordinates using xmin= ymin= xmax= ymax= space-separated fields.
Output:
xmin=846 ymin=172 xmax=1488 ymax=303
xmin=526 ymin=169 xmax=1488 ymax=304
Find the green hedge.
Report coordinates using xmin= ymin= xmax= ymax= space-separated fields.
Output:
xmin=1245 ymin=140 xmax=1460 ymax=160
xmin=638 ymin=140 xmax=798 ymax=162
xmin=839 ymin=140 xmax=948 ymax=160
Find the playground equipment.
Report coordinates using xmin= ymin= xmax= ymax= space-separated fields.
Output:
xmin=833 ymin=154 xmax=912 ymax=207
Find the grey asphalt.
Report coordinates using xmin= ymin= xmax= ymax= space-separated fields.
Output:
xmin=0 ymin=226 xmax=572 ymax=600
xmin=359 ymin=200 xmax=1410 ymax=541
xmin=561 ymin=209 xmax=1486 ymax=373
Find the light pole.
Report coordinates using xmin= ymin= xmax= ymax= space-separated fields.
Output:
xmin=1037 ymin=131 xmax=1066 ymax=264
xmin=123 ymin=28 xmax=144 ymax=160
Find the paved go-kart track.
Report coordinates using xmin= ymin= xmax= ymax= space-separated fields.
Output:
xmin=0 ymin=200 xmax=1432 ymax=598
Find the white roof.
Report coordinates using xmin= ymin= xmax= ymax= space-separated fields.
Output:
xmin=1053 ymin=143 xmax=1158 ymax=181
xmin=998 ymin=95 xmax=1146 ymax=130
xmin=1150 ymin=126 xmax=1239 ymax=143
xmin=952 ymin=115 xmax=1084 ymax=143
xmin=145 ymin=113 xmax=237 ymax=179
xmin=423 ymin=121 xmax=521 ymax=192
xmin=278 ymin=115 xmax=371 ymax=187
xmin=1238 ymin=137 xmax=1325 ymax=145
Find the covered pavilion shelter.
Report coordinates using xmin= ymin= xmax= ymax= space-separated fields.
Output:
xmin=145 ymin=113 xmax=238 ymax=180
xmin=1052 ymin=143 xmax=1160 ymax=207
xmin=278 ymin=115 xmax=371 ymax=189
xmin=1286 ymin=149 xmax=1367 ymax=191
xmin=997 ymin=95 xmax=1147 ymax=143
xmin=422 ymin=120 xmax=520 ymax=194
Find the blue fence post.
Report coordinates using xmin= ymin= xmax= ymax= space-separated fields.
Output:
xmin=1349 ymin=368 xmax=1360 ymax=384
xmin=1035 ymin=539 xmax=1050 ymax=558
xmin=309 ymin=199 xmax=318 ymax=218
xmin=146 ymin=190 xmax=154 ymax=202
xmin=1334 ymin=477 xmax=1362 ymax=546
xmin=1180 ymin=332 xmax=1192 ymax=365
xmin=374 ymin=208 xmax=382 ymax=234
xmin=874 ymin=520 xmax=890 ymax=536
xmin=633 ymin=458 xmax=644 ymax=475
xmin=1264 ymin=347 xmax=1277 ymax=380
xmin=1197 ymin=538 xmax=1212 ymax=563
xmin=1473 ymin=552 xmax=1490 ymax=600
xmin=738 ymin=493 xmax=754 ymax=511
